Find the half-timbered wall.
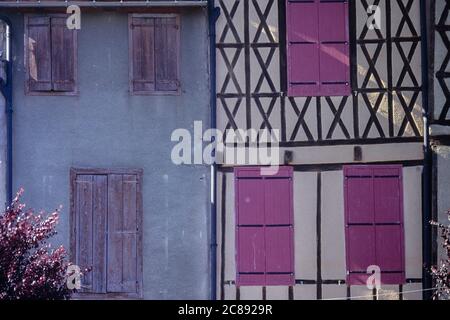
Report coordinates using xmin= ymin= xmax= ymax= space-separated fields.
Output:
xmin=216 ymin=0 xmax=424 ymax=158
xmin=216 ymin=166 xmax=423 ymax=300
xmin=216 ymin=0 xmax=425 ymax=300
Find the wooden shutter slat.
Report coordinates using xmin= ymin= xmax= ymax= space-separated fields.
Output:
xmin=107 ymin=174 xmax=139 ymax=294
xmin=92 ymin=175 xmax=107 ymax=294
xmin=50 ymin=17 xmax=76 ymax=92
xmin=131 ymin=17 xmax=155 ymax=93
xmin=107 ymin=174 xmax=124 ymax=293
xmin=121 ymin=175 xmax=138 ymax=293
xmin=155 ymin=17 xmax=180 ymax=92
xmin=75 ymin=175 xmax=93 ymax=292
xmin=27 ymin=16 xmax=52 ymax=92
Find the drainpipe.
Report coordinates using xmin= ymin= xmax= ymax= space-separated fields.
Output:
xmin=419 ymin=0 xmax=432 ymax=300
xmin=0 ymin=16 xmax=12 ymax=206
xmin=208 ymin=0 xmax=220 ymax=301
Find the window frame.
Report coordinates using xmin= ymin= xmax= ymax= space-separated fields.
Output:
xmin=24 ymin=14 xmax=78 ymax=96
xmin=69 ymin=167 xmax=144 ymax=300
xmin=128 ymin=13 xmax=181 ymax=96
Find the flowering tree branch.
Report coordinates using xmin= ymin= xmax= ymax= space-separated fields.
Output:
xmin=430 ymin=209 xmax=450 ymax=300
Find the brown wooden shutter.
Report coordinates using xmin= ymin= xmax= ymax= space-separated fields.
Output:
xmin=50 ymin=17 xmax=76 ymax=92
xmin=130 ymin=17 xmax=155 ymax=93
xmin=107 ymin=174 xmax=139 ymax=294
xmin=26 ymin=16 xmax=52 ymax=91
xmin=75 ymin=175 xmax=107 ymax=294
xmin=155 ymin=17 xmax=180 ymax=92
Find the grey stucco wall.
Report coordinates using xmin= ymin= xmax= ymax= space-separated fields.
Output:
xmin=436 ymin=146 xmax=450 ymax=262
xmin=6 ymin=9 xmax=211 ymax=299
xmin=433 ymin=0 xmax=450 ymax=265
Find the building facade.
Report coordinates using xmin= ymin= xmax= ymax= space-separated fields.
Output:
xmin=0 ymin=0 xmax=212 ymax=299
xmin=215 ymin=0 xmax=425 ymax=300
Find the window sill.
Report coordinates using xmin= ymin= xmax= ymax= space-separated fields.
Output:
xmin=25 ymin=89 xmax=79 ymax=97
xmin=130 ymin=90 xmax=181 ymax=96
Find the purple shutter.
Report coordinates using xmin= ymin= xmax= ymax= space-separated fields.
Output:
xmin=265 ymin=226 xmax=294 ymax=285
xmin=373 ymin=167 xmax=405 ymax=284
xmin=237 ymin=179 xmax=265 ymax=226
xmin=346 ymin=226 xmax=375 ymax=285
xmin=344 ymin=167 xmax=375 ymax=285
xmin=287 ymin=0 xmax=350 ymax=97
xmin=318 ymin=0 xmax=350 ymax=95
xmin=265 ymin=178 xmax=294 ymax=285
xmin=344 ymin=166 xmax=405 ymax=285
xmin=345 ymin=168 xmax=374 ymax=224
xmin=235 ymin=167 xmax=294 ymax=286
xmin=237 ymin=227 xmax=266 ymax=285
xmin=236 ymin=177 xmax=265 ymax=285
xmin=287 ymin=0 xmax=320 ymax=96
xmin=265 ymin=178 xmax=292 ymax=225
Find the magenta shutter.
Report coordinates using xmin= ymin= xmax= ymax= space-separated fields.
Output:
xmin=287 ymin=0 xmax=320 ymax=96
xmin=237 ymin=179 xmax=265 ymax=226
xmin=287 ymin=0 xmax=350 ymax=97
xmin=235 ymin=167 xmax=294 ymax=286
xmin=345 ymin=169 xmax=374 ymax=224
xmin=265 ymin=177 xmax=294 ymax=285
xmin=265 ymin=178 xmax=292 ymax=225
xmin=237 ymin=227 xmax=266 ymax=285
xmin=318 ymin=0 xmax=350 ymax=96
xmin=344 ymin=166 xmax=405 ymax=285
xmin=346 ymin=226 xmax=375 ymax=285
xmin=265 ymin=226 xmax=294 ymax=285
xmin=373 ymin=167 xmax=405 ymax=284
xmin=373 ymin=168 xmax=402 ymax=223
xmin=236 ymin=178 xmax=266 ymax=285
